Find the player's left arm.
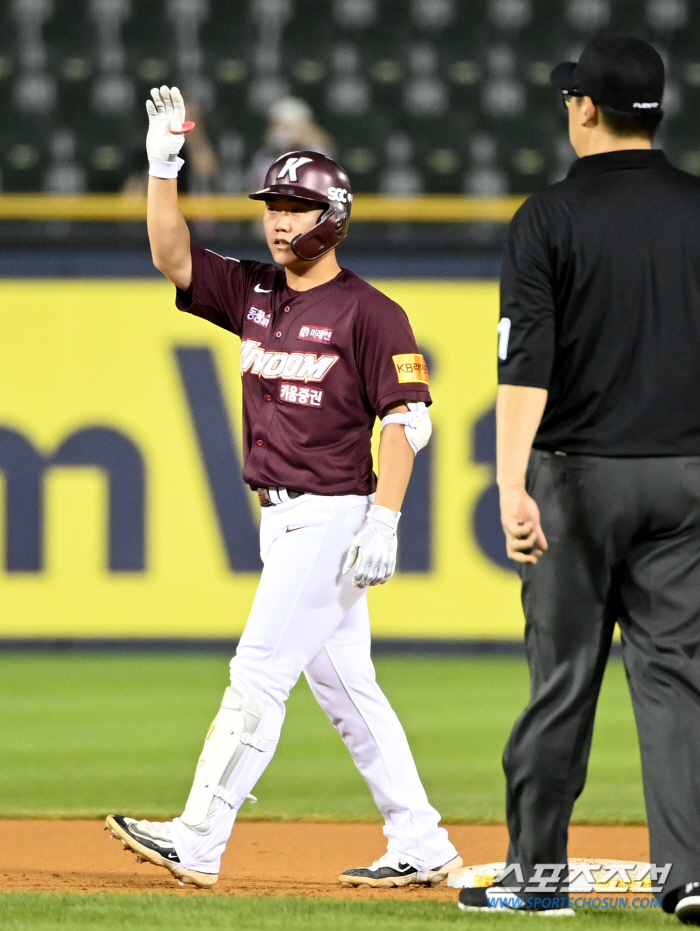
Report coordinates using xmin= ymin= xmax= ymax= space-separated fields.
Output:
xmin=343 ymin=398 xmax=431 ymax=589
xmin=343 ymin=293 xmax=431 ymax=588
xmin=343 ymin=401 xmax=430 ymax=588
xmin=374 ymin=402 xmax=413 ymax=513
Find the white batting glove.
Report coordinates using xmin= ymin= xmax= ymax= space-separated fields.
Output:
xmin=145 ymin=85 xmax=194 ymax=179
xmin=342 ymin=504 xmax=400 ymax=589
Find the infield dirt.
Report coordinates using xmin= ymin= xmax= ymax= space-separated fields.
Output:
xmin=0 ymin=821 xmax=648 ymax=900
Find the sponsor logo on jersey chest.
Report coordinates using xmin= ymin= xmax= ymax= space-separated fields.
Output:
xmin=279 ymin=383 xmax=324 ymax=407
xmin=247 ymin=306 xmax=271 ymax=328
xmin=298 ymin=325 xmax=333 ymax=344
xmin=392 ymin=353 xmax=429 ymax=384
xmin=241 ymin=339 xmax=339 ymax=382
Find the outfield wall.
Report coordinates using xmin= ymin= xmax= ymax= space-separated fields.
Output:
xmin=0 ymin=278 xmax=522 ymax=639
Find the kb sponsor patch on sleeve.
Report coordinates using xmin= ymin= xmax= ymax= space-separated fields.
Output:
xmin=392 ymin=353 xmax=429 ymax=384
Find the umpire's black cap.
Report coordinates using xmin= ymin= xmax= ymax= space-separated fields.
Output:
xmin=551 ymin=35 xmax=664 ymax=114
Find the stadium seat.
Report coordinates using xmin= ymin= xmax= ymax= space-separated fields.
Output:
xmin=1 ymin=0 xmax=699 ymax=194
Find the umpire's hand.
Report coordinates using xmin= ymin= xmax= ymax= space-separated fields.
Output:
xmin=500 ymin=487 xmax=548 ymax=564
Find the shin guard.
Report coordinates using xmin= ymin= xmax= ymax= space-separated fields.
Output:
xmin=180 ymin=686 xmax=272 ymax=834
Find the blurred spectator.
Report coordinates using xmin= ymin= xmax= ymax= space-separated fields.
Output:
xmin=249 ymin=97 xmax=334 ymax=189
xmin=122 ymin=98 xmax=217 ymax=196
xmin=216 ymin=132 xmax=247 ymax=193
xmin=44 ymin=130 xmax=87 ymax=194
xmin=380 ymin=132 xmax=423 ymax=195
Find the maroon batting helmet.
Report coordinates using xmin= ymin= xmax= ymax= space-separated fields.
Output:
xmin=249 ymin=150 xmax=353 ymax=262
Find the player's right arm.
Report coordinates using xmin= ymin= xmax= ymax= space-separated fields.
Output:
xmin=145 ymin=86 xmax=193 ymax=291
xmin=148 ymin=177 xmax=191 ymax=290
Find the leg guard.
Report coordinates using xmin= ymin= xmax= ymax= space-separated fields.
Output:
xmin=180 ymin=686 xmax=273 ymax=834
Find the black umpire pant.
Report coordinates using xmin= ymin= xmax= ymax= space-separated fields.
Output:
xmin=504 ymin=450 xmax=700 ymax=905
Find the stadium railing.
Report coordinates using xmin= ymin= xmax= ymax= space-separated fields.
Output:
xmin=0 ymin=195 xmax=526 ymax=222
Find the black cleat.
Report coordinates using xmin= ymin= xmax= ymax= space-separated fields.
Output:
xmin=458 ymin=887 xmax=491 ymax=911
xmin=458 ymin=885 xmax=575 ymax=915
xmin=676 ymin=883 xmax=700 ymax=924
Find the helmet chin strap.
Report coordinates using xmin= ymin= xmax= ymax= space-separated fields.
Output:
xmin=290 ymin=207 xmax=346 ymax=262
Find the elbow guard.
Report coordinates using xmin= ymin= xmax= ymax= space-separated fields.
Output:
xmin=381 ymin=401 xmax=432 ymax=454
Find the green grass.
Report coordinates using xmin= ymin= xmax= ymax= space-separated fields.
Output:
xmin=0 ymin=654 xmax=645 ymax=823
xmin=0 ymin=893 xmax=674 ymax=931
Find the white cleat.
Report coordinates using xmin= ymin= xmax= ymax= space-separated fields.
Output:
xmin=339 ymin=851 xmax=463 ymax=888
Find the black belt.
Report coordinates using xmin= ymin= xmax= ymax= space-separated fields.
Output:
xmin=256 ymin=487 xmax=305 ymax=508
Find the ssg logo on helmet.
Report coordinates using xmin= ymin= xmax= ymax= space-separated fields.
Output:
xmin=327 ymin=187 xmax=352 ymax=203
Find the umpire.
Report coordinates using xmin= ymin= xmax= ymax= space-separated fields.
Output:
xmin=459 ymin=36 xmax=700 ymax=921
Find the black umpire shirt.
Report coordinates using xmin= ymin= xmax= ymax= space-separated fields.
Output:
xmin=499 ymin=149 xmax=700 ymax=456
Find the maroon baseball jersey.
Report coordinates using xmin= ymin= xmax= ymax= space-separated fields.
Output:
xmin=176 ymin=244 xmax=431 ymax=495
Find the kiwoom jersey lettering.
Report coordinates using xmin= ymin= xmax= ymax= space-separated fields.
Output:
xmin=241 ymin=339 xmax=339 ymax=382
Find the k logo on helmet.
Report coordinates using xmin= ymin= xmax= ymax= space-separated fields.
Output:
xmin=276 ymin=156 xmax=314 ymax=182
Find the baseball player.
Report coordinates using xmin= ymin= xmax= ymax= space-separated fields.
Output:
xmin=106 ymin=86 xmax=461 ymax=890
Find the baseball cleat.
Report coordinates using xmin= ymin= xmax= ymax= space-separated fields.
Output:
xmin=105 ymin=815 xmax=217 ymax=888
xmin=339 ymin=852 xmax=463 ymax=887
xmin=458 ymin=886 xmax=575 ymax=916
xmin=676 ymin=883 xmax=700 ymax=924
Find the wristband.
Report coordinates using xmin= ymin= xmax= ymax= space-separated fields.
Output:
xmin=148 ymin=155 xmax=185 ymax=179
xmin=367 ymin=503 xmax=401 ymax=530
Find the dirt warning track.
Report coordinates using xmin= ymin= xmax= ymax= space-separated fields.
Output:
xmin=0 ymin=820 xmax=649 ymax=899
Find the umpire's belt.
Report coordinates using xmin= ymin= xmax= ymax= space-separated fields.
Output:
xmin=256 ymin=487 xmax=305 ymax=507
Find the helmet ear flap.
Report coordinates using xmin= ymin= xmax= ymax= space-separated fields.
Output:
xmin=290 ymin=207 xmax=348 ymax=262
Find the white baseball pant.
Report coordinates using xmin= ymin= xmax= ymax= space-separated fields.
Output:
xmin=170 ymin=492 xmax=457 ymax=874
